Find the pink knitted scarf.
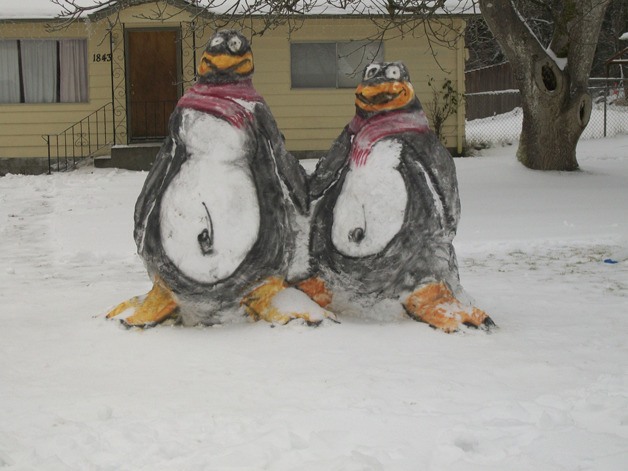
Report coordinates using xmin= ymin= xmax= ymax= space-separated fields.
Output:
xmin=176 ymin=79 xmax=264 ymax=129
xmin=347 ymin=109 xmax=430 ymax=166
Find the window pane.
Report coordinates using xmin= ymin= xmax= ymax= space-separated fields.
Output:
xmin=21 ymin=40 xmax=58 ymax=103
xmin=291 ymin=43 xmax=336 ymax=88
xmin=60 ymin=39 xmax=88 ymax=103
xmin=337 ymin=41 xmax=384 ymax=88
xmin=0 ymin=40 xmax=21 ymax=103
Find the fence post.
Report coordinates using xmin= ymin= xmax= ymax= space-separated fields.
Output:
xmin=604 ymin=78 xmax=608 ymax=137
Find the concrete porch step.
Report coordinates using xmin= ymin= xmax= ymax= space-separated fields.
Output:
xmin=95 ymin=143 xmax=163 ymax=171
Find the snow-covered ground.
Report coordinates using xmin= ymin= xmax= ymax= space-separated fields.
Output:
xmin=1 ymin=135 xmax=627 ymax=470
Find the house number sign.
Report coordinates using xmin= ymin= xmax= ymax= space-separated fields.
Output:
xmin=93 ymin=53 xmax=113 ymax=62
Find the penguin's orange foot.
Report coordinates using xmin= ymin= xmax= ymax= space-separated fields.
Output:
xmin=296 ymin=277 xmax=333 ymax=308
xmin=241 ymin=277 xmax=337 ymax=326
xmin=403 ymin=282 xmax=495 ymax=333
xmin=106 ymin=278 xmax=178 ymax=328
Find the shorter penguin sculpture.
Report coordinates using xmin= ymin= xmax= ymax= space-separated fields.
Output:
xmin=107 ymin=30 xmax=333 ymax=327
xmin=309 ymin=61 xmax=494 ymax=333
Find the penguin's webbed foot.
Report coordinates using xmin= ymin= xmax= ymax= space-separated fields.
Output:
xmin=295 ymin=276 xmax=333 ymax=308
xmin=241 ymin=277 xmax=337 ymax=326
xmin=106 ymin=278 xmax=178 ymax=328
xmin=403 ymin=282 xmax=495 ymax=333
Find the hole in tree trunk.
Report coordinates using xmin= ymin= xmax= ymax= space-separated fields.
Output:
xmin=535 ymin=60 xmax=563 ymax=96
xmin=577 ymin=94 xmax=592 ymax=128
xmin=579 ymin=102 xmax=586 ymax=121
xmin=541 ymin=64 xmax=557 ymax=92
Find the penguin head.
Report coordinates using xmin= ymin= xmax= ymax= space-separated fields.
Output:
xmin=198 ymin=30 xmax=254 ymax=83
xmin=354 ymin=61 xmax=416 ymax=115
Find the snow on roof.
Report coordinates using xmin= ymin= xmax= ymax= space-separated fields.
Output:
xmin=2 ymin=0 xmax=67 ymax=19
xmin=1 ymin=0 xmax=478 ymax=20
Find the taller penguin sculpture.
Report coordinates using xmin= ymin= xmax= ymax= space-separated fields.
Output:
xmin=309 ymin=61 xmax=495 ymax=332
xmin=107 ymin=30 xmax=332 ymax=327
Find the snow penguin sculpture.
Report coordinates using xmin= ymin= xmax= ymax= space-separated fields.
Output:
xmin=309 ymin=61 xmax=494 ymax=332
xmin=107 ymin=30 xmax=333 ymax=327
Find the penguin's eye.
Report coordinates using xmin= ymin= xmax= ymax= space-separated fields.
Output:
xmin=228 ymin=36 xmax=243 ymax=53
xmin=385 ymin=65 xmax=401 ymax=80
xmin=210 ymin=36 xmax=224 ymax=48
xmin=364 ymin=64 xmax=380 ymax=80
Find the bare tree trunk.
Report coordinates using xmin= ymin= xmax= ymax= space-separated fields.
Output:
xmin=478 ymin=0 xmax=611 ymax=171
xmin=517 ymin=58 xmax=592 ymax=170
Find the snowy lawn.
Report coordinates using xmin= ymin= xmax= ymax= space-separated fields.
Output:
xmin=1 ymin=136 xmax=627 ymax=470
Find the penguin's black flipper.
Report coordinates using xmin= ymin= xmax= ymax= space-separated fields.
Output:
xmin=134 ymin=138 xmax=171 ymax=212
xmin=254 ymin=103 xmax=309 ymax=215
xmin=309 ymin=126 xmax=352 ymax=201
xmin=134 ymin=111 xmax=186 ymax=247
xmin=401 ymin=132 xmax=461 ymax=234
xmin=275 ymin=147 xmax=309 ymax=216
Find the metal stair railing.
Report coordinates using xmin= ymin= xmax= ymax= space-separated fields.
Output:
xmin=43 ymin=102 xmax=115 ymax=174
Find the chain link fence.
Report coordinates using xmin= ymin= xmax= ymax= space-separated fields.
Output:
xmin=465 ymin=78 xmax=628 ymax=148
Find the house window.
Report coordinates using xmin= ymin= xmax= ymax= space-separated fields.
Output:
xmin=291 ymin=41 xmax=384 ymax=89
xmin=0 ymin=39 xmax=88 ymax=104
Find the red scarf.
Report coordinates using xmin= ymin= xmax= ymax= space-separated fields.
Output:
xmin=347 ymin=109 xmax=430 ymax=166
xmin=176 ymin=79 xmax=265 ymax=129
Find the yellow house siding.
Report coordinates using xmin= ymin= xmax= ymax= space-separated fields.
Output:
xmin=0 ymin=4 xmax=197 ymax=161
xmin=0 ymin=5 xmax=466 ymax=166
xmin=246 ymin=17 xmax=465 ymax=152
xmin=0 ymin=21 xmax=113 ymax=160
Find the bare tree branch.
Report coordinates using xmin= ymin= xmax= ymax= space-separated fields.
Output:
xmin=48 ymin=0 xmax=472 ymax=46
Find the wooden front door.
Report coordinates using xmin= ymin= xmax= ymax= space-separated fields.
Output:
xmin=126 ymin=29 xmax=180 ymax=140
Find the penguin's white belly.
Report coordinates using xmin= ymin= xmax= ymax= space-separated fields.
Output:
xmin=332 ymin=139 xmax=407 ymax=257
xmin=160 ymin=110 xmax=260 ymax=284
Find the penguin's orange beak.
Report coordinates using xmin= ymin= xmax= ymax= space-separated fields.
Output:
xmin=355 ymin=81 xmax=415 ymax=112
xmin=198 ymin=51 xmax=254 ymax=76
